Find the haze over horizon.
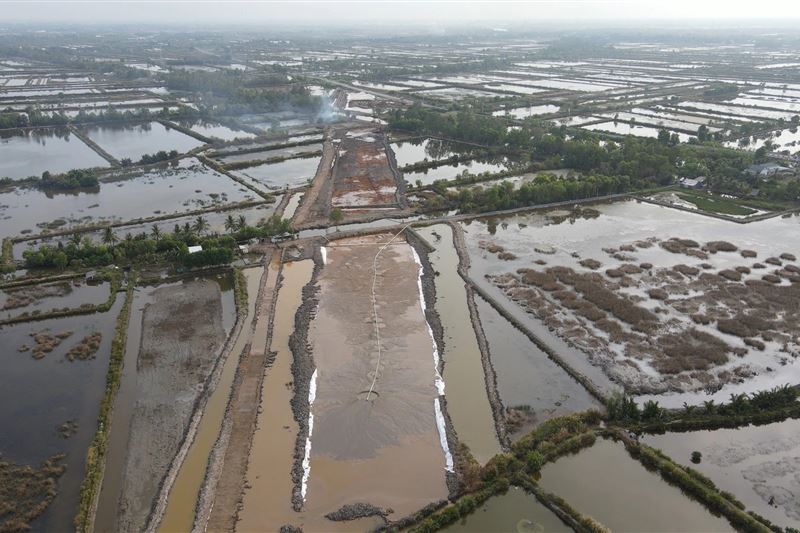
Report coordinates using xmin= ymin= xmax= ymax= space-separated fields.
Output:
xmin=3 ymin=0 xmax=800 ymax=26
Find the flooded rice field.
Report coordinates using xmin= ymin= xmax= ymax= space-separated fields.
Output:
xmin=442 ymin=486 xmax=569 ymax=533
xmin=234 ymin=154 xmax=320 ymax=189
xmin=215 ymin=142 xmax=323 ymax=165
xmin=14 ymin=202 xmax=276 ymax=258
xmin=0 ymin=278 xmax=110 ymax=321
xmin=582 ymin=120 xmax=693 ymax=142
xmin=643 ymin=419 xmax=800 ymax=527
xmin=418 ymin=225 xmax=501 ymax=463
xmin=492 ymin=104 xmax=560 ymax=119
xmin=390 ymin=137 xmax=479 ymax=168
xmin=79 ymin=121 xmax=205 ymax=161
xmin=0 ymin=127 xmax=109 ymax=180
xmin=95 ymin=272 xmax=235 ymax=532
xmin=0 ymin=297 xmax=123 ymax=532
xmin=540 ymin=438 xmax=732 ymax=531
xmin=475 ymin=294 xmax=602 ymax=439
xmin=177 ymin=119 xmax=256 ymax=141
xmin=404 ymin=158 xmax=511 ymax=186
xmin=284 ymin=191 xmax=303 ymax=220
xmin=0 ymin=158 xmax=256 ymax=239
xmin=302 ymin=236 xmax=449 ymax=524
xmin=460 ymin=200 xmax=800 ymax=405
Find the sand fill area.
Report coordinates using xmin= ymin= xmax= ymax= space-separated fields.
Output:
xmin=114 ymin=279 xmax=226 ymax=532
xmin=304 ymin=234 xmax=448 ymax=521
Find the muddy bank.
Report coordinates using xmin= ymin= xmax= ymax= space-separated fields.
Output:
xmin=113 ymin=279 xmax=227 ymax=533
xmin=288 ymin=255 xmax=323 ymax=512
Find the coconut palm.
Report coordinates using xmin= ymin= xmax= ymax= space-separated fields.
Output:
xmin=193 ymin=216 xmax=209 ymax=236
xmin=151 ymin=224 xmax=161 ymax=242
xmin=224 ymin=214 xmax=236 ymax=233
xmin=102 ymin=227 xmax=118 ymax=246
xmin=237 ymin=215 xmax=247 ymax=231
xmin=69 ymin=232 xmax=82 ymax=247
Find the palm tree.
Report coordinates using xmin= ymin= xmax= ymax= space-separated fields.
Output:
xmin=102 ymin=227 xmax=118 ymax=246
xmin=237 ymin=215 xmax=247 ymax=231
xmin=703 ymin=400 xmax=716 ymax=415
xmin=224 ymin=214 xmax=236 ymax=233
xmin=151 ymin=224 xmax=161 ymax=242
xmin=69 ymin=232 xmax=82 ymax=247
xmin=193 ymin=216 xmax=208 ymax=236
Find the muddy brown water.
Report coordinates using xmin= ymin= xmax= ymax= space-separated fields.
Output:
xmin=442 ymin=486 xmax=569 ymax=533
xmin=475 ymin=294 xmax=601 ymax=436
xmin=237 ymin=259 xmax=314 ymax=531
xmin=304 ymin=236 xmax=448 ymax=523
xmin=539 ymin=438 xmax=732 ymax=532
xmin=417 ymin=225 xmax=501 ymax=464
xmin=156 ymin=267 xmax=263 ymax=533
xmin=642 ymin=419 xmax=800 ymax=527
xmin=0 ymin=298 xmax=123 ymax=533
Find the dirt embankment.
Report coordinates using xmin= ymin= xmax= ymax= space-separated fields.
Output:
xmin=200 ymin=258 xmax=279 ymax=533
xmin=114 ymin=280 xmax=226 ymax=533
xmin=405 ymin=229 xmax=461 ymax=499
xmin=288 ymin=252 xmax=323 ymax=511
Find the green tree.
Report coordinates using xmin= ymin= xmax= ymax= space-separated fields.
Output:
xmin=193 ymin=216 xmax=209 ymax=235
xmin=102 ymin=227 xmax=117 ymax=246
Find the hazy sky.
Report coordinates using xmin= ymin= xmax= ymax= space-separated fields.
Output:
xmin=3 ymin=0 xmax=800 ymax=25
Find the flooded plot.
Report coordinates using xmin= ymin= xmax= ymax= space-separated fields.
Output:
xmin=674 ymin=101 xmax=797 ymax=121
xmin=442 ymin=486 xmax=569 ymax=533
xmin=727 ymin=127 xmax=800 ymax=153
xmin=0 ymin=299 xmax=123 ymax=532
xmin=643 ymin=419 xmax=800 ymax=527
xmin=600 ymin=111 xmax=719 ymax=133
xmin=80 ymin=121 xmax=205 ymax=161
xmin=727 ymin=96 xmax=800 ymax=113
xmin=418 ymin=225 xmax=501 ymax=464
xmin=331 ymin=129 xmax=399 ymax=208
xmin=418 ymin=87 xmax=505 ymax=101
xmin=0 ymin=127 xmax=108 ymax=180
xmin=284 ymin=192 xmax=303 ymax=220
xmin=14 ymin=203 xmax=276 ymax=258
xmin=475 ymin=295 xmax=601 ymax=439
xmin=216 ymin=143 xmax=323 ymax=165
xmin=462 ymin=200 xmax=800 ymax=404
xmin=176 ymin=119 xmax=256 ymax=141
xmin=390 ymin=137 xmax=479 ymax=168
xmin=304 ymin=235 xmax=449 ymax=523
xmin=0 ymin=158 xmax=256 ymax=239
xmin=539 ymin=439 xmax=731 ymax=532
xmin=0 ymin=278 xmax=109 ymax=321
xmin=492 ymin=104 xmax=559 ymax=119
xmin=102 ymin=274 xmax=234 ymax=533
xmin=404 ymin=158 xmax=511 ymax=186
xmin=234 ymin=154 xmax=320 ymax=189
xmin=238 ymin=260 xmax=314 ymax=530
xmin=582 ymin=120 xmax=693 ymax=141
xmin=483 ymin=83 xmax=546 ymax=95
